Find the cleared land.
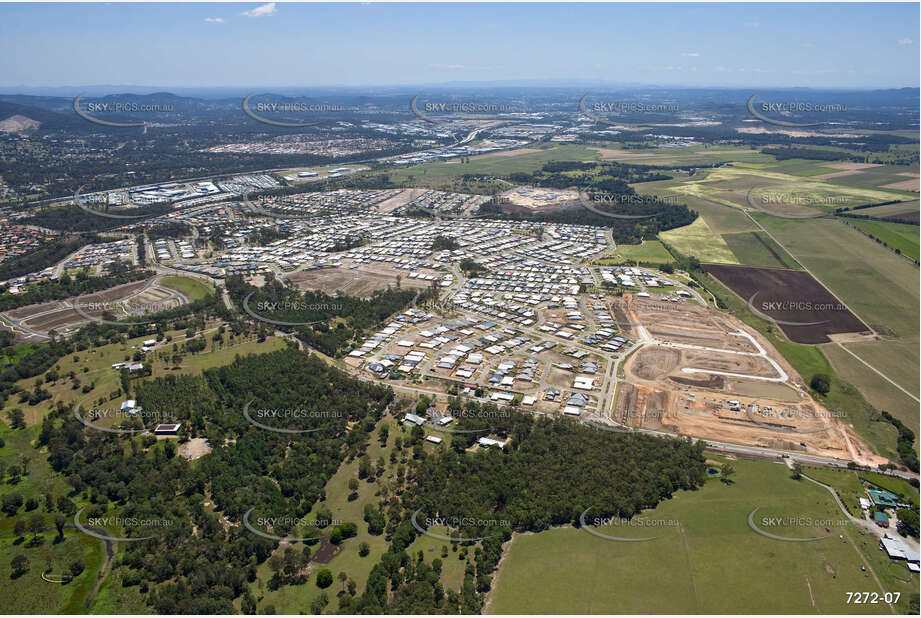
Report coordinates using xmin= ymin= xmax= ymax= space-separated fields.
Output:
xmin=752 ymin=215 xmax=919 ymax=340
xmin=158 ymin=275 xmax=214 ymax=301
xmin=659 ymin=216 xmax=738 ymax=264
xmin=596 ymin=239 xmax=673 ymax=265
xmin=487 ymin=458 xmax=917 ymax=614
xmin=704 ymin=264 xmax=869 ymax=344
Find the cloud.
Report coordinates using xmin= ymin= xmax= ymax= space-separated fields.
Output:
xmin=241 ymin=3 xmax=277 ymax=18
xmin=897 ymin=37 xmax=912 ymax=45
xmin=681 ymin=52 xmax=700 ymax=57
xmin=204 ymin=17 xmax=225 ymax=23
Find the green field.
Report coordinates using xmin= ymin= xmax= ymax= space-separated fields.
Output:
xmin=669 ymin=165 xmax=908 ymax=217
xmin=753 ymin=216 xmax=919 ymax=340
xmin=380 ymin=144 xmax=600 ymax=188
xmin=158 ymin=275 xmax=214 ymax=301
xmin=720 ymin=231 xmax=802 ymax=269
xmin=847 ymin=219 xmax=920 ymax=262
xmin=596 ymin=240 xmax=673 ymax=265
xmin=659 ymin=216 xmax=739 ymax=264
xmin=487 ymin=458 xmax=917 ymax=614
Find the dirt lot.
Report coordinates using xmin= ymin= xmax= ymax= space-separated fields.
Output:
xmin=610 ymin=292 xmax=882 ymax=465
xmin=288 ymin=265 xmax=433 ymax=297
xmin=178 ymin=437 xmax=212 ymax=460
xmin=8 ymin=278 xmax=185 ymax=336
xmin=704 ymin=264 xmax=869 ymax=344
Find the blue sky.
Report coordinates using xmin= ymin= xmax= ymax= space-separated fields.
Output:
xmin=0 ymin=2 xmax=917 ymax=89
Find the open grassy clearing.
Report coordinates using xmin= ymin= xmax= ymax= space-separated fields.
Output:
xmin=821 ymin=343 xmax=919 ymax=437
xmin=0 ymin=526 xmax=102 ymax=614
xmin=378 ymin=144 xmax=600 ymax=188
xmin=659 ymin=216 xmax=738 ymax=264
xmin=669 ymin=165 xmax=910 ymax=217
xmin=596 ymin=239 xmax=673 ymax=265
xmin=487 ymin=458 xmax=917 ymax=614
xmin=720 ymin=231 xmax=802 ymax=269
xmin=158 ymin=275 xmax=214 ymax=302
xmin=752 ymin=215 xmax=919 ymax=340
xmin=846 ymin=219 xmax=920 ymax=262
xmin=855 ymin=199 xmax=919 ymax=222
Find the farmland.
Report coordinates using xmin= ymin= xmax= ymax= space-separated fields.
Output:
xmin=846 ymin=219 xmax=920 ymax=262
xmin=703 ymin=264 xmax=869 ymax=344
xmin=487 ymin=458 xmax=918 ymax=614
xmin=659 ymin=216 xmax=739 ymax=264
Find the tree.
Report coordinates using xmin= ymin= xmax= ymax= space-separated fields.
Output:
xmin=69 ymin=558 xmax=85 ymax=577
xmin=54 ymin=513 xmax=66 ymax=540
xmin=310 ymin=592 xmax=328 ymax=614
xmin=810 ymin=373 xmax=831 ymax=395
xmin=720 ymin=463 xmax=735 ymax=485
xmin=10 ymin=555 xmax=29 ymax=578
xmin=791 ymin=463 xmax=803 ymax=480
xmin=7 ymin=408 xmax=25 ymax=430
xmin=315 ymin=568 xmax=333 ymax=589
xmin=358 ymin=541 xmax=370 ymax=557
xmin=338 ymin=571 xmax=348 ymax=592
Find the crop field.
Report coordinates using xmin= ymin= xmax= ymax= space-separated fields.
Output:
xmin=846 ymin=219 xmax=920 ymax=261
xmin=487 ymin=458 xmax=917 ymax=614
xmin=704 ymin=264 xmax=868 ymax=344
xmin=855 ymin=199 xmax=919 ymax=223
xmin=668 ymin=165 xmax=909 ymax=218
xmin=752 ymin=216 xmax=920 ymax=340
xmin=720 ymin=231 xmax=802 ymax=269
xmin=587 ymin=143 xmax=772 ymax=167
xmin=659 ymin=216 xmax=738 ymax=264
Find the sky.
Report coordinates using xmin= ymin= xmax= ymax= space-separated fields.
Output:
xmin=0 ymin=2 xmax=917 ymax=90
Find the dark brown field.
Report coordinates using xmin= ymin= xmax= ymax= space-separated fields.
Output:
xmin=705 ymin=264 xmax=869 ymax=344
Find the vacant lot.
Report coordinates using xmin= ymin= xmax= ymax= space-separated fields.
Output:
xmin=597 ymin=239 xmax=673 ymax=264
xmin=159 ymin=275 xmax=214 ymax=301
xmin=659 ymin=216 xmax=738 ymax=264
xmin=704 ymin=264 xmax=868 ymax=344
xmin=487 ymin=458 xmax=916 ymax=614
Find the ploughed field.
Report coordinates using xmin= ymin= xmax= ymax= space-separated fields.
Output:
xmin=703 ymin=264 xmax=869 ymax=344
